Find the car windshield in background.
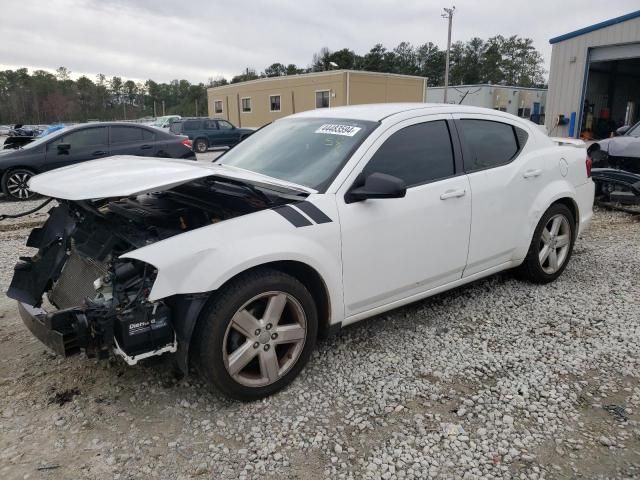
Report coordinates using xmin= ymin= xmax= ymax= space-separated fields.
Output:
xmin=626 ymin=122 xmax=640 ymax=137
xmin=218 ymin=118 xmax=377 ymax=190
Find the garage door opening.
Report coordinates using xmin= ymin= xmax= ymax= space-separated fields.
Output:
xmin=582 ymin=55 xmax=640 ymax=140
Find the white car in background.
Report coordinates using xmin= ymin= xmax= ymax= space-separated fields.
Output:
xmin=149 ymin=115 xmax=181 ymax=131
xmin=0 ymin=125 xmax=12 ymax=135
xmin=8 ymin=104 xmax=594 ymax=400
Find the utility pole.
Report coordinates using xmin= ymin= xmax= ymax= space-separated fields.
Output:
xmin=162 ymin=100 xmax=165 ymax=116
xmin=442 ymin=6 xmax=455 ymax=103
xmin=153 ymin=100 xmax=157 ymax=118
xmin=195 ymin=99 xmax=198 ymax=116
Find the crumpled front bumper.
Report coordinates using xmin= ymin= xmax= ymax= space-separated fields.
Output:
xmin=17 ymin=302 xmax=88 ymax=357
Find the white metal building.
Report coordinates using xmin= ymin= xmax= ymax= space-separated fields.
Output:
xmin=426 ymin=84 xmax=547 ymax=124
xmin=545 ymin=10 xmax=640 ymax=139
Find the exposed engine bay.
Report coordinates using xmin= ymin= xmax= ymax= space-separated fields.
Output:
xmin=7 ymin=177 xmax=294 ymax=365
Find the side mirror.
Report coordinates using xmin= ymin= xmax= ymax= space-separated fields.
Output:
xmin=57 ymin=143 xmax=71 ymax=153
xmin=345 ymin=172 xmax=406 ymax=204
xmin=614 ymin=125 xmax=630 ymax=136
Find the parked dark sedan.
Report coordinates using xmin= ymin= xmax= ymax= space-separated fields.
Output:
xmin=169 ymin=118 xmax=254 ymax=153
xmin=0 ymin=122 xmax=196 ymax=200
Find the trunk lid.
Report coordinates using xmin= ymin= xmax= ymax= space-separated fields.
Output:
xmin=28 ymin=155 xmax=316 ymax=200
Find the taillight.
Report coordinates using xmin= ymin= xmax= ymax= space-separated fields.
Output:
xmin=585 ymin=156 xmax=592 ymax=178
xmin=181 ymin=138 xmax=192 ymax=149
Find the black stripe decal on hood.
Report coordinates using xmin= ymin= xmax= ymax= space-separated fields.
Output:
xmin=295 ymin=201 xmax=333 ymax=224
xmin=272 ymin=205 xmax=312 ymax=227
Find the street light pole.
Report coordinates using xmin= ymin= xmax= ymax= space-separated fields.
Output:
xmin=442 ymin=6 xmax=455 ymax=103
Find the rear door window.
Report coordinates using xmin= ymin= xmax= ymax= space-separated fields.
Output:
xmin=204 ymin=120 xmax=218 ymax=130
xmin=183 ymin=120 xmax=202 ymax=131
xmin=363 ymin=120 xmax=455 ymax=187
xmin=142 ymin=129 xmax=155 ymax=140
xmin=458 ymin=119 xmax=527 ymax=172
xmin=111 ymin=126 xmax=144 ymax=144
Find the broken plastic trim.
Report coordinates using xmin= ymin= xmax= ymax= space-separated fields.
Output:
xmin=113 ymin=334 xmax=177 ymax=365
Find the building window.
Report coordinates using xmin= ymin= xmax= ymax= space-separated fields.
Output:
xmin=214 ymin=100 xmax=223 ymax=114
xmin=241 ymin=97 xmax=251 ymax=113
xmin=316 ymin=90 xmax=330 ymax=108
xmin=269 ymin=95 xmax=281 ymax=112
xmin=517 ymin=107 xmax=531 ymax=118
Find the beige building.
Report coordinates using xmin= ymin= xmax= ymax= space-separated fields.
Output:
xmin=207 ymin=70 xmax=428 ymax=128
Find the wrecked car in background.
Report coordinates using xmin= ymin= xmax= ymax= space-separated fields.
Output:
xmin=5 ymin=104 xmax=594 ymax=400
xmin=588 ymin=120 xmax=640 ymax=207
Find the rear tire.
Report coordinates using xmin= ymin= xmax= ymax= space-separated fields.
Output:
xmin=516 ymin=203 xmax=575 ymax=284
xmin=194 ymin=138 xmax=209 ymax=153
xmin=2 ymin=168 xmax=37 ymax=200
xmin=193 ymin=268 xmax=318 ymax=400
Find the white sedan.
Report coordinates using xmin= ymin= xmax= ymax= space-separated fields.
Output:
xmin=8 ymin=104 xmax=594 ymax=400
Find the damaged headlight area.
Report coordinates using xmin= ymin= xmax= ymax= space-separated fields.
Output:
xmin=8 ymin=202 xmax=176 ymax=365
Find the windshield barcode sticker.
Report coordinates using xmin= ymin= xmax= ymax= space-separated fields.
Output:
xmin=315 ymin=124 xmax=362 ymax=136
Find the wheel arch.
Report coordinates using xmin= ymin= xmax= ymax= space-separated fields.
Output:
xmin=176 ymin=260 xmax=333 ymax=376
xmin=514 ymin=184 xmax=581 ymax=263
xmin=552 ymin=197 xmax=579 ymax=235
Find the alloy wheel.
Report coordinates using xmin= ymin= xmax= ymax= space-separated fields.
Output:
xmin=6 ymin=171 xmax=34 ymax=199
xmin=538 ymin=214 xmax=571 ymax=274
xmin=222 ymin=291 xmax=307 ymax=388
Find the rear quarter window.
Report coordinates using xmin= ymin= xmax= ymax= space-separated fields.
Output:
xmin=170 ymin=123 xmax=183 ymax=134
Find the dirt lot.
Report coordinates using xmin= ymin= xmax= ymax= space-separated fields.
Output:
xmin=0 ymin=199 xmax=639 ymax=479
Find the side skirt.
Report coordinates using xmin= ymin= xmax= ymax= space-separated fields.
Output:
xmin=340 ymin=260 xmax=518 ymax=327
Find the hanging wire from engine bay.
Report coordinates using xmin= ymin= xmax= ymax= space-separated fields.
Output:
xmin=0 ymin=198 xmax=53 ymax=221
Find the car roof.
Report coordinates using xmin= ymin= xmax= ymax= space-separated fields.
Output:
xmin=65 ymin=122 xmax=157 ymax=130
xmin=177 ymin=117 xmax=225 ymax=122
xmin=291 ymin=103 xmax=523 ymax=122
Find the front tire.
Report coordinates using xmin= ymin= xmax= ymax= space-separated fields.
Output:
xmin=517 ymin=203 xmax=575 ymax=283
xmin=194 ymin=138 xmax=208 ymax=153
xmin=2 ymin=168 xmax=37 ymax=200
xmin=193 ymin=269 xmax=318 ymax=400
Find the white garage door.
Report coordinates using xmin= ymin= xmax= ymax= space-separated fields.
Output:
xmin=590 ymin=43 xmax=640 ymax=62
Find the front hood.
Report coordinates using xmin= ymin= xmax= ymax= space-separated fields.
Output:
xmin=596 ymin=136 xmax=640 ymax=157
xmin=28 ymin=155 xmax=316 ymax=200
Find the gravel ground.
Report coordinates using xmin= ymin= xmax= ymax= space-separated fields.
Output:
xmin=0 ymin=205 xmax=639 ymax=480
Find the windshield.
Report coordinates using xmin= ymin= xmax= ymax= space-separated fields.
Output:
xmin=21 ymin=126 xmax=73 ymax=150
xmin=218 ymin=117 xmax=377 ymax=191
xmin=626 ymin=122 xmax=640 ymax=138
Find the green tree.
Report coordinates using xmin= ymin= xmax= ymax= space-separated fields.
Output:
xmin=264 ymin=63 xmax=287 ymax=77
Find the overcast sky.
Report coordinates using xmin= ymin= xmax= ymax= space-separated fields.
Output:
xmin=1 ymin=0 xmax=638 ymax=84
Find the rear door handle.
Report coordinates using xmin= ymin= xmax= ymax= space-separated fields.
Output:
xmin=523 ymin=168 xmax=542 ymax=178
xmin=140 ymin=144 xmax=153 ymax=150
xmin=92 ymin=150 xmax=107 ymax=156
xmin=440 ymin=189 xmax=466 ymax=200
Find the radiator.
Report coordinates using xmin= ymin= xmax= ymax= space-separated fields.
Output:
xmin=49 ymin=251 xmax=108 ymax=309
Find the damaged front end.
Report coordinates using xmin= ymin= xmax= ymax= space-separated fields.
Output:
xmin=9 ymin=202 xmax=176 ymax=363
xmin=7 ymin=176 xmax=286 ymax=366
xmin=588 ymin=143 xmax=640 ymax=209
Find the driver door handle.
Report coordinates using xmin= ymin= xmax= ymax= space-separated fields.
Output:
xmin=140 ymin=144 xmax=153 ymax=150
xmin=92 ymin=150 xmax=107 ymax=156
xmin=523 ymin=168 xmax=542 ymax=178
xmin=440 ymin=189 xmax=466 ymax=200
